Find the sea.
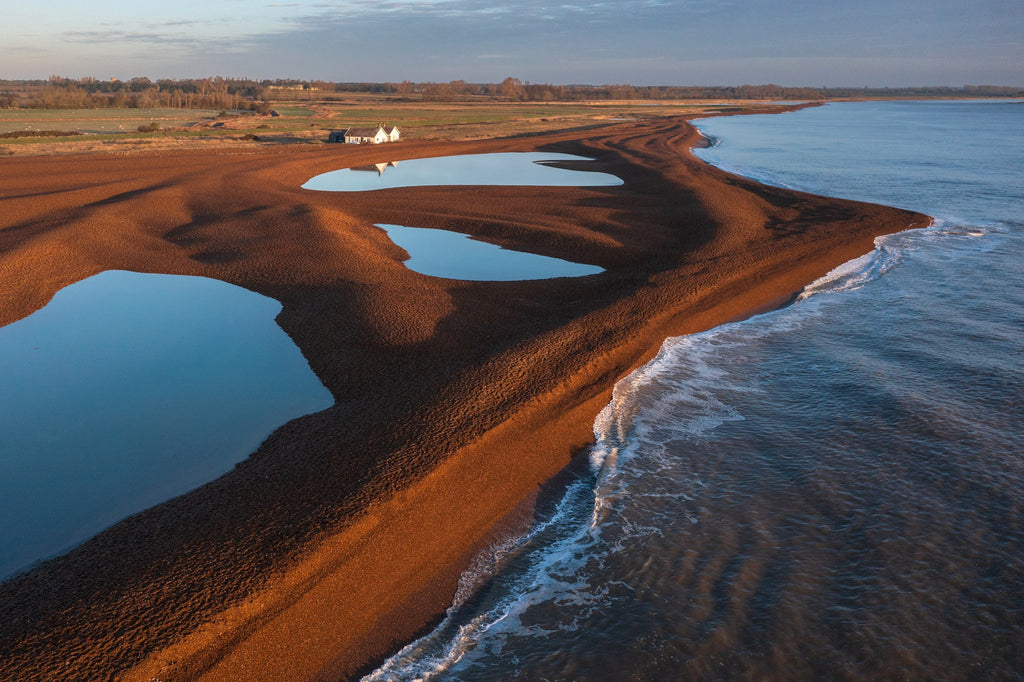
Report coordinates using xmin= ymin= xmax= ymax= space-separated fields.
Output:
xmin=365 ymin=100 xmax=1024 ymax=681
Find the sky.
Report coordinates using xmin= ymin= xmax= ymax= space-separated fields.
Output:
xmin=1 ymin=0 xmax=1021 ymax=86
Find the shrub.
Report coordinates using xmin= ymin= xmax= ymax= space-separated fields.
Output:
xmin=137 ymin=122 xmax=160 ymax=133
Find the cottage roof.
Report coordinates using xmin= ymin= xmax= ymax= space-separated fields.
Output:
xmin=345 ymin=126 xmax=384 ymax=137
xmin=384 ymin=126 xmax=399 ymax=134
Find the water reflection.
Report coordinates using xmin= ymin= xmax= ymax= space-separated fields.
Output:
xmin=351 ymin=161 xmax=399 ymax=176
xmin=378 ymin=224 xmax=603 ymax=280
xmin=0 ymin=271 xmax=333 ymax=579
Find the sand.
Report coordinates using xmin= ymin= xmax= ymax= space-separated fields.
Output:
xmin=0 ymin=109 xmax=928 ymax=680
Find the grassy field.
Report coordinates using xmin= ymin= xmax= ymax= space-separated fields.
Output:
xmin=0 ymin=96 xmax=760 ymax=154
xmin=0 ymin=108 xmax=223 ymax=135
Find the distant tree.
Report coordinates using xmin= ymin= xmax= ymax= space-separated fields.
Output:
xmin=498 ymin=77 xmax=524 ymax=100
xmin=128 ymin=77 xmax=152 ymax=93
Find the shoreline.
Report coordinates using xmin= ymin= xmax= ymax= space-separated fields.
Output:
xmin=0 ymin=109 xmax=927 ymax=680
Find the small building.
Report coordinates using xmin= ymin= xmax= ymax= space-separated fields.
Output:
xmin=329 ymin=124 xmax=400 ymax=144
xmin=343 ymin=125 xmax=388 ymax=144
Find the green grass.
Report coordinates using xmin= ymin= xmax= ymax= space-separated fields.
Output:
xmin=320 ymin=102 xmax=711 ymax=128
xmin=272 ymin=107 xmax=316 ymax=117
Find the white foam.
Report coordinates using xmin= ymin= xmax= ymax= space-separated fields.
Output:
xmin=362 ymin=475 xmax=605 ymax=681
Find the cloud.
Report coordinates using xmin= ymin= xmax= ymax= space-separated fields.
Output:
xmin=159 ymin=19 xmax=205 ymax=28
xmin=59 ymin=29 xmax=254 ymax=54
xmin=285 ymin=0 xmax=679 ymax=24
xmin=61 ymin=30 xmax=182 ymax=44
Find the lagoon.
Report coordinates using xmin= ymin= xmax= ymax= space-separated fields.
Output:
xmin=377 ymin=224 xmax=603 ymax=280
xmin=0 ymin=271 xmax=333 ymax=579
xmin=302 ymin=152 xmax=623 ymax=192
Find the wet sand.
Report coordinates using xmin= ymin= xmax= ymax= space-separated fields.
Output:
xmin=0 ymin=110 xmax=928 ymax=680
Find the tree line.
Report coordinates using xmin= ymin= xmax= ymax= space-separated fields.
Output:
xmin=0 ymin=77 xmax=270 ymax=111
xmin=1 ymin=76 xmax=1020 ymax=110
xmin=398 ymin=79 xmax=1023 ymax=102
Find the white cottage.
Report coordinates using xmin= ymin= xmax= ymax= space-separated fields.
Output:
xmin=340 ymin=124 xmax=398 ymax=144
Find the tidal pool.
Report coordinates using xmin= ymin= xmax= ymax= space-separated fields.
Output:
xmin=302 ymin=152 xmax=623 ymax=192
xmin=378 ymin=224 xmax=603 ymax=280
xmin=0 ymin=271 xmax=333 ymax=579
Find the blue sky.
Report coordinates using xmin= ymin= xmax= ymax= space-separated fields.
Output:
xmin=1 ymin=0 xmax=1021 ymax=85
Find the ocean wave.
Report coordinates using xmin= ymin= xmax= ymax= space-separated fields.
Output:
xmin=362 ymin=471 xmax=606 ymax=681
xmin=796 ymin=217 xmax=1009 ymax=303
xmin=797 ymin=235 xmax=905 ymax=301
